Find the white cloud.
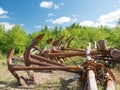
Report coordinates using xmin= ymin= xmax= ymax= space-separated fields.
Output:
xmin=0 ymin=7 xmax=8 ymax=15
xmin=54 ymin=5 xmax=59 ymax=9
xmin=95 ymin=22 xmax=115 ymax=27
xmin=98 ymin=8 xmax=120 ymax=23
xmin=34 ymin=25 xmax=42 ymax=29
xmin=0 ymin=22 xmax=15 ymax=31
xmin=80 ymin=8 xmax=120 ymax=27
xmin=46 ymin=19 xmax=53 ymax=22
xmin=0 ymin=15 xmax=9 ymax=19
xmin=48 ymin=13 xmax=54 ymax=17
xmin=40 ymin=1 xmax=53 ymax=8
xmin=0 ymin=22 xmax=25 ymax=31
xmin=80 ymin=21 xmax=94 ymax=27
xmin=79 ymin=20 xmax=115 ymax=27
xmin=0 ymin=7 xmax=9 ymax=19
xmin=52 ymin=16 xmax=71 ymax=24
xmin=46 ymin=16 xmax=78 ymax=24
xmin=39 ymin=1 xmax=63 ymax=9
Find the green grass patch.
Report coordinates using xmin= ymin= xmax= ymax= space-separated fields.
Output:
xmin=65 ymin=56 xmax=83 ymax=66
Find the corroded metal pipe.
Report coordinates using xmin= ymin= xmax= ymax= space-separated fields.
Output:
xmin=87 ymin=70 xmax=98 ymax=90
xmin=106 ymin=73 xmax=115 ymax=90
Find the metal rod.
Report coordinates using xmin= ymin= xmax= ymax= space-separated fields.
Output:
xmin=87 ymin=70 xmax=98 ymax=90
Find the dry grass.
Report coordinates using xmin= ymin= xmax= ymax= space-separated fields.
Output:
xmin=0 ymin=60 xmax=120 ymax=90
xmin=111 ymin=65 xmax=120 ymax=90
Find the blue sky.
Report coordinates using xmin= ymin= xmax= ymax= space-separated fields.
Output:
xmin=0 ymin=0 xmax=120 ymax=33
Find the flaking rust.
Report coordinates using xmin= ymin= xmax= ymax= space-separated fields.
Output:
xmin=7 ymin=33 xmax=119 ymax=90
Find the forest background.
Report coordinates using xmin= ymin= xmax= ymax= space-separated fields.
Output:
xmin=0 ymin=19 xmax=120 ymax=58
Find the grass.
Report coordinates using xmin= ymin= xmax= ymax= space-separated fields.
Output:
xmin=0 ymin=54 xmax=6 ymax=60
xmin=112 ymin=65 xmax=120 ymax=90
xmin=36 ymin=78 xmax=61 ymax=90
xmin=0 ymin=58 xmax=120 ymax=90
xmin=65 ymin=56 xmax=83 ymax=66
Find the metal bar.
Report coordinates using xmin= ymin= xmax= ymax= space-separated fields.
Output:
xmin=87 ymin=70 xmax=98 ymax=90
xmin=98 ymin=40 xmax=108 ymax=51
xmin=47 ymin=51 xmax=104 ymax=57
xmin=10 ymin=65 xmax=82 ymax=73
xmin=86 ymin=42 xmax=97 ymax=90
xmin=30 ymin=54 xmax=64 ymax=66
xmin=86 ymin=42 xmax=91 ymax=60
xmin=106 ymin=73 xmax=115 ymax=90
xmin=7 ymin=48 xmax=14 ymax=65
xmin=61 ymin=47 xmax=86 ymax=52
xmin=52 ymin=35 xmax=65 ymax=46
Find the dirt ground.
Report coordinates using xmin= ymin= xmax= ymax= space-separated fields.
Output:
xmin=0 ymin=61 xmax=120 ymax=90
xmin=0 ymin=62 xmax=80 ymax=90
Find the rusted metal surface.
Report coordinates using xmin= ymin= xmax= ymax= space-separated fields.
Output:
xmin=52 ymin=35 xmax=65 ymax=46
xmin=82 ymin=43 xmax=97 ymax=90
xmin=7 ymin=33 xmax=118 ymax=89
xmin=106 ymin=73 xmax=115 ymax=90
xmin=98 ymin=40 xmax=108 ymax=51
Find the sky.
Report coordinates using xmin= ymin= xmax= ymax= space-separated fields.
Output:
xmin=0 ymin=0 xmax=120 ymax=33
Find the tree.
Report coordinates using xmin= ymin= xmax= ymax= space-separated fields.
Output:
xmin=116 ymin=18 xmax=120 ymax=27
xmin=5 ymin=25 xmax=28 ymax=54
xmin=0 ymin=24 xmax=6 ymax=53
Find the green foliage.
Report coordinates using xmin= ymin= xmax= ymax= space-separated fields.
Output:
xmin=65 ymin=57 xmax=83 ymax=66
xmin=116 ymin=18 xmax=120 ymax=27
xmin=0 ymin=22 xmax=120 ymax=56
xmin=6 ymin=25 xmax=28 ymax=53
xmin=0 ymin=25 xmax=28 ymax=54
